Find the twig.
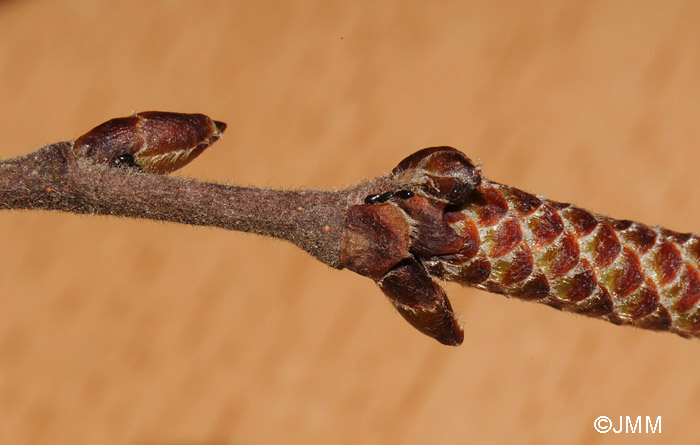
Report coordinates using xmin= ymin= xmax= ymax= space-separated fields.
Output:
xmin=2 ymin=112 xmax=699 ymax=346
xmin=0 ymin=141 xmax=353 ymax=267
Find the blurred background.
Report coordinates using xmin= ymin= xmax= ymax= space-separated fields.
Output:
xmin=1 ymin=1 xmax=699 ymax=443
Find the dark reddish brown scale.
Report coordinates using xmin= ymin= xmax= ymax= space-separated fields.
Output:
xmin=561 ymin=260 xmax=597 ymax=302
xmin=626 ymin=285 xmax=660 ymax=320
xmin=527 ymin=204 xmax=564 ymax=247
xmin=340 ymin=204 xmax=411 ymax=280
xmin=605 ymin=313 xmax=625 ymax=326
xmin=621 ymin=224 xmax=657 ymax=254
xmin=444 ymin=210 xmax=466 ymax=225
xmin=573 ymin=288 xmax=614 ymax=317
xmin=591 ymin=222 xmax=622 ymax=268
xmin=73 ymin=116 xmax=142 ymax=160
xmin=455 ymin=257 xmax=492 ymax=284
xmin=502 ymin=245 xmax=534 ymax=286
xmin=140 ymin=113 xmax=224 ymax=170
xmin=660 ymin=229 xmax=692 ymax=245
xmin=674 ymin=266 xmax=700 ymax=314
xmin=501 ymin=186 xmax=541 ymax=215
xmin=611 ymin=219 xmax=633 ymax=231
xmin=489 ymin=218 xmax=522 ymax=258
xmin=562 ymin=206 xmax=598 ymax=236
xmin=635 ymin=306 xmax=672 ymax=331
xmin=511 ymin=273 xmax=550 ymax=300
xmin=548 ymin=200 xmax=570 ymax=210
xmin=481 ymin=280 xmax=506 ymax=295
xmin=611 ymin=247 xmax=644 ymax=298
xmin=399 ymin=194 xmax=464 ymax=256
xmin=542 ymin=296 xmax=567 ymax=311
xmin=473 ymin=183 xmax=509 ymax=226
xmin=547 ymin=231 xmax=580 ymax=279
xmin=654 ymin=241 xmax=683 ymax=285
xmin=444 ymin=213 xmax=480 ymax=258
xmin=378 ymin=259 xmax=463 ymax=346
xmin=435 ymin=231 xmax=482 ymax=265
xmin=435 ymin=252 xmax=471 ymax=268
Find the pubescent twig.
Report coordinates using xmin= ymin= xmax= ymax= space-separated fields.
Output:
xmin=0 ymin=141 xmax=350 ymax=267
xmin=3 ymin=112 xmax=700 ymax=346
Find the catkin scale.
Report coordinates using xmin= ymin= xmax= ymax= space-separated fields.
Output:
xmin=73 ymin=111 xmax=226 ymax=174
xmin=429 ymin=180 xmax=699 ymax=335
xmin=342 ymin=146 xmax=700 ymax=345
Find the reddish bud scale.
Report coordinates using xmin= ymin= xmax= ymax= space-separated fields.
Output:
xmin=73 ymin=111 xmax=226 ymax=174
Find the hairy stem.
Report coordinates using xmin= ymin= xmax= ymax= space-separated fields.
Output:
xmin=0 ymin=142 xmax=348 ymax=267
xmin=7 ymin=128 xmax=688 ymax=346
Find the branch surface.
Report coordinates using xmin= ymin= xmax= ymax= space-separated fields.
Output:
xmin=0 ymin=141 xmax=358 ymax=268
xmin=4 ymin=111 xmax=697 ymax=347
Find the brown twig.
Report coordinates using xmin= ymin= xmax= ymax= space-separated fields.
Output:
xmin=0 ymin=141 xmax=354 ymax=267
xmin=3 ymin=112 xmax=699 ymax=347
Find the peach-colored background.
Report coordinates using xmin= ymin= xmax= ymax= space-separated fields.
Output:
xmin=1 ymin=1 xmax=699 ymax=443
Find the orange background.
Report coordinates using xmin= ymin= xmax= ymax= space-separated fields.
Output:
xmin=1 ymin=1 xmax=699 ymax=443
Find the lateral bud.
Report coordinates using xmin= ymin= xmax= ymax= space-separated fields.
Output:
xmin=73 ymin=111 xmax=227 ymax=174
xmin=378 ymin=259 xmax=464 ymax=346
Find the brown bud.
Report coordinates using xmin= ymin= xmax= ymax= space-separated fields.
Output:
xmin=73 ymin=111 xmax=227 ymax=174
xmin=378 ymin=258 xmax=464 ymax=346
xmin=392 ymin=146 xmax=481 ymax=205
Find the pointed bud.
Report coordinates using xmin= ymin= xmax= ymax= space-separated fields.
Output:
xmin=378 ymin=259 xmax=464 ymax=346
xmin=73 ymin=111 xmax=226 ymax=174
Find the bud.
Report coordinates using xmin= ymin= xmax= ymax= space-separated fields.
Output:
xmin=378 ymin=259 xmax=464 ymax=346
xmin=392 ymin=146 xmax=481 ymax=205
xmin=73 ymin=111 xmax=227 ymax=174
